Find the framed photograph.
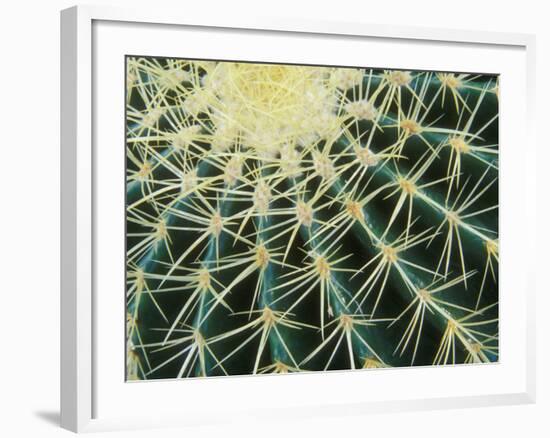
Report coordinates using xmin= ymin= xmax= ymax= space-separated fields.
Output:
xmin=61 ymin=5 xmax=536 ymax=433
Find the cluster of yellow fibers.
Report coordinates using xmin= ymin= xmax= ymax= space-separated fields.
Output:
xmin=201 ymin=63 xmax=344 ymax=156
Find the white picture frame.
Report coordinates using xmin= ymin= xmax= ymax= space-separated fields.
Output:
xmin=60 ymin=4 xmax=537 ymax=433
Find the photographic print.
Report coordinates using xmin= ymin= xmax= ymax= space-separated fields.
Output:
xmin=125 ymin=57 xmax=499 ymax=380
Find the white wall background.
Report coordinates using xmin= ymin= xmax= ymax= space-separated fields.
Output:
xmin=0 ymin=0 xmax=546 ymax=436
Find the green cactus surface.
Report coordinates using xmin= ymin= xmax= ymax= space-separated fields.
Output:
xmin=125 ymin=57 xmax=499 ymax=380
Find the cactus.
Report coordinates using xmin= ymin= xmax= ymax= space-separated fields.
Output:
xmin=126 ymin=57 xmax=498 ymax=380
